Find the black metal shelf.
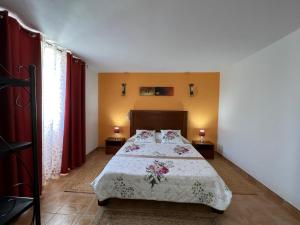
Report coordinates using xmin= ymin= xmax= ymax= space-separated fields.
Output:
xmin=0 ymin=64 xmax=41 ymax=224
xmin=0 ymin=142 xmax=32 ymax=155
xmin=0 ymin=196 xmax=33 ymax=225
xmin=0 ymin=76 xmax=30 ymax=89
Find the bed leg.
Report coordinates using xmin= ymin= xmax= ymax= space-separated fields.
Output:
xmin=211 ymin=207 xmax=224 ymax=214
xmin=98 ymin=199 xmax=109 ymax=206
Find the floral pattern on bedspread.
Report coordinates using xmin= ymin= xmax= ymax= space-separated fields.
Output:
xmin=124 ymin=144 xmax=141 ymax=152
xmin=192 ymin=181 xmax=216 ymax=205
xmin=145 ymin=160 xmax=174 ymax=188
xmin=113 ymin=176 xmax=135 ymax=198
xmin=91 ymin=156 xmax=232 ymax=211
xmin=174 ymin=145 xmax=190 ymax=155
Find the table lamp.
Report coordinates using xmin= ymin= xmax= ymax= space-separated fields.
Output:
xmin=199 ymin=129 xmax=205 ymax=143
xmin=114 ymin=126 xmax=120 ymax=140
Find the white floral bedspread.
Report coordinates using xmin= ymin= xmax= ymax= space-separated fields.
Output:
xmin=91 ymin=142 xmax=232 ymax=211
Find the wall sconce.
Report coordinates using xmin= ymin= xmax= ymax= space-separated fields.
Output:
xmin=189 ymin=83 xmax=194 ymax=96
xmin=121 ymin=82 xmax=126 ymax=96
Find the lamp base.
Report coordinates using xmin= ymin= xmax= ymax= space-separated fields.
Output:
xmin=114 ymin=133 xmax=120 ymax=139
xmin=200 ymin=136 xmax=205 ymax=143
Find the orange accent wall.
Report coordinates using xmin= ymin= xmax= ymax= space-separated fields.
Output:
xmin=99 ymin=72 xmax=220 ymax=146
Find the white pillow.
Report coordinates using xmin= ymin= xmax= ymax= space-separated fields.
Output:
xmin=155 ymin=131 xmax=189 ymax=144
xmin=161 ymin=130 xmax=183 ymax=144
xmin=134 ymin=130 xmax=156 ymax=144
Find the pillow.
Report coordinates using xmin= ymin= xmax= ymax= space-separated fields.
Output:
xmin=161 ymin=130 xmax=183 ymax=144
xmin=156 ymin=131 xmax=190 ymax=144
xmin=134 ymin=130 xmax=156 ymax=144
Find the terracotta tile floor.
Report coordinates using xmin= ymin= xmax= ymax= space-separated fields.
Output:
xmin=11 ymin=149 xmax=300 ymax=225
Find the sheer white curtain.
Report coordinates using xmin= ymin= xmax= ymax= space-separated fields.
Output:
xmin=41 ymin=41 xmax=67 ymax=185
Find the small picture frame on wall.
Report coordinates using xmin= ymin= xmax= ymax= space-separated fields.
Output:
xmin=140 ymin=87 xmax=155 ymax=96
xmin=140 ymin=87 xmax=174 ymax=96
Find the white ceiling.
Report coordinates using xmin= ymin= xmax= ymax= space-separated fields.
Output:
xmin=1 ymin=0 xmax=300 ymax=72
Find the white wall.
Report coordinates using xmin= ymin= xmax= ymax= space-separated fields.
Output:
xmin=85 ymin=67 xmax=99 ymax=154
xmin=219 ymin=28 xmax=300 ymax=210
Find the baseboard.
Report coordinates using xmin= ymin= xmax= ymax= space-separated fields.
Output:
xmin=215 ymin=151 xmax=300 ymax=218
xmin=97 ymin=146 xmax=106 ymax=150
xmin=86 ymin=146 xmax=105 ymax=155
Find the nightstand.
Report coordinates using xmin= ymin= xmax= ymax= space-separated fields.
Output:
xmin=192 ymin=141 xmax=214 ymax=159
xmin=105 ymin=137 xmax=126 ymax=154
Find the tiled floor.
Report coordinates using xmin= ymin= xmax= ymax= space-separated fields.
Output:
xmin=11 ymin=149 xmax=112 ymax=225
xmin=11 ymin=149 xmax=300 ymax=225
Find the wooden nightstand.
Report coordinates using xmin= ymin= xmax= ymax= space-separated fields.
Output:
xmin=192 ymin=141 xmax=214 ymax=159
xmin=105 ymin=137 xmax=126 ymax=154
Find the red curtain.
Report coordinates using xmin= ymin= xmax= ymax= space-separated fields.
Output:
xmin=61 ymin=53 xmax=86 ymax=173
xmin=0 ymin=11 xmax=42 ymax=196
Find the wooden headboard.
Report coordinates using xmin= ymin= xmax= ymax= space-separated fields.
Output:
xmin=129 ymin=110 xmax=188 ymax=138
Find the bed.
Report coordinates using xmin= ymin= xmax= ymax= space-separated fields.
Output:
xmin=91 ymin=110 xmax=232 ymax=213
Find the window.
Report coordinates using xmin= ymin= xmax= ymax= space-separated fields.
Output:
xmin=41 ymin=42 xmax=67 ymax=184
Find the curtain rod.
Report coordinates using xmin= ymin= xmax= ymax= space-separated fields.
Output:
xmin=0 ymin=8 xmax=40 ymax=34
xmin=42 ymin=40 xmax=88 ymax=68
xmin=0 ymin=8 xmax=87 ymax=66
xmin=43 ymin=40 xmax=65 ymax=53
